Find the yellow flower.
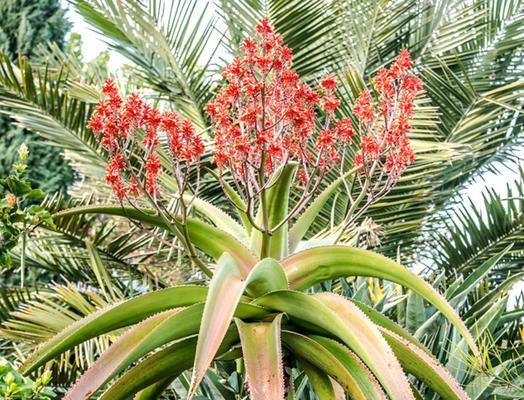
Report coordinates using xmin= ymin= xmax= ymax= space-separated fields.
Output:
xmin=519 ymin=325 xmax=524 ymax=344
xmin=368 ymin=278 xmax=384 ymax=303
xmin=18 ymin=143 xmax=29 ymax=161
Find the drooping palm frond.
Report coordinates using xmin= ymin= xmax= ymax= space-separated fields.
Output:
xmin=0 ymin=282 xmax=120 ymax=386
xmin=430 ymin=172 xmax=524 ymax=280
xmin=420 ymin=0 xmax=524 ymax=74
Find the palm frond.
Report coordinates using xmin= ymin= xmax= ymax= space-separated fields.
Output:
xmin=0 ymin=54 xmax=107 ymax=180
xmin=431 ymin=172 xmax=524 ymax=280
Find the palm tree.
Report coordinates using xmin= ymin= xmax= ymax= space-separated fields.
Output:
xmin=0 ymin=0 xmax=522 ymax=398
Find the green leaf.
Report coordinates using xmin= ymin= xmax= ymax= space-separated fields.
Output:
xmin=85 ymin=241 xmax=116 ymax=301
xmin=289 ymin=169 xmax=356 ymax=252
xmin=101 ymin=330 xmax=241 ymax=400
xmin=66 ymin=309 xmax=184 ymax=399
xmin=256 ymin=291 xmax=414 ymax=399
xmin=206 ymin=168 xmax=253 ymax=235
xmin=406 ymin=291 xmax=425 ymax=333
xmin=235 ymin=314 xmax=285 ymax=400
xmin=299 ymin=359 xmax=340 ymax=400
xmin=26 ymin=188 xmax=46 ymax=199
xmin=353 ymin=301 xmax=425 ymax=351
xmin=67 ymin=301 xmax=265 ymax=399
xmin=465 ymin=272 xmax=524 ymax=320
xmin=447 ymin=296 xmax=508 ymax=381
xmin=415 ymin=246 xmax=512 ymax=339
xmin=133 ymin=379 xmax=174 ymax=400
xmin=185 ymin=194 xmax=247 ymax=243
xmin=310 ymin=336 xmax=388 ymax=400
xmin=21 ymin=286 xmax=209 ymax=373
xmin=281 ymin=245 xmax=481 ymax=364
xmin=282 ymin=331 xmax=382 ymax=400
xmin=245 ymin=258 xmax=288 ymax=297
xmin=52 ymin=205 xmax=257 ymax=275
xmin=188 ymin=256 xmax=287 ymax=398
xmin=449 ymin=245 xmax=512 ymax=301
xmin=382 ymin=329 xmax=469 ymax=400
xmin=250 ymin=163 xmax=297 ymax=259
xmin=188 ymin=253 xmax=246 ymax=399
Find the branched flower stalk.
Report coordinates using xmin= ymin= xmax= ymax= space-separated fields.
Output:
xmin=87 ymin=83 xmax=210 ymax=275
xmin=87 ymin=19 xmax=421 ymax=266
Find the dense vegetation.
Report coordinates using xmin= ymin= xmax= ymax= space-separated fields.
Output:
xmin=0 ymin=0 xmax=522 ymax=399
xmin=0 ymin=0 xmax=74 ymax=196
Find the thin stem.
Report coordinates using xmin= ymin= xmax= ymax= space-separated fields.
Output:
xmin=122 ymin=153 xmax=212 ymax=277
xmin=20 ymin=226 xmax=26 ymax=289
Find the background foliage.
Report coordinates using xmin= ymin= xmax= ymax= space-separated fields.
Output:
xmin=0 ymin=0 xmax=74 ymax=195
xmin=0 ymin=0 xmax=522 ymax=398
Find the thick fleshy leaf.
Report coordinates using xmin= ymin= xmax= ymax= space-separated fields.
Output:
xmin=66 ymin=309 xmax=186 ymax=399
xmin=288 ymin=169 xmax=356 ymax=252
xmin=235 ymin=315 xmax=285 ymax=400
xmin=299 ymin=359 xmax=340 ymax=400
xmin=250 ymin=163 xmax=297 ymax=259
xmin=286 ymin=331 xmax=386 ymax=400
xmin=134 ymin=379 xmax=174 ymax=400
xmin=311 ymin=336 xmax=387 ymax=400
xmin=245 ymin=258 xmax=288 ymax=297
xmin=68 ymin=302 xmax=263 ymax=400
xmin=21 ymin=286 xmax=208 ymax=374
xmin=353 ymin=301 xmax=426 ymax=351
xmin=314 ymin=293 xmax=413 ymax=399
xmin=188 ymin=253 xmax=248 ymax=399
xmin=53 ymin=205 xmax=257 ymax=274
xmin=281 ymin=245 xmax=481 ymax=364
xmin=283 ymin=332 xmax=368 ymax=400
xmin=188 ymin=256 xmax=287 ymax=398
xmin=382 ymin=329 xmax=469 ymax=400
xmin=256 ymin=291 xmax=414 ymax=399
xmin=100 ymin=330 xmax=241 ymax=400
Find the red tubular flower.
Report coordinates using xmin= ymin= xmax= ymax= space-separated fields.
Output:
xmin=145 ymin=153 xmax=161 ymax=195
xmin=335 ymin=117 xmax=354 ymax=143
xmin=87 ymin=81 xmax=205 ymax=200
xmin=390 ymin=48 xmax=412 ymax=78
xmin=353 ymin=90 xmax=374 ymax=124
xmin=320 ymin=73 xmax=337 ymax=92
xmin=205 ymin=18 xmax=346 ymax=189
xmin=104 ymin=152 xmax=126 ymax=200
xmin=355 ymin=48 xmax=422 ymax=179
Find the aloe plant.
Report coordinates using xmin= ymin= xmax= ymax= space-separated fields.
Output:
xmin=12 ymin=19 xmax=485 ymax=400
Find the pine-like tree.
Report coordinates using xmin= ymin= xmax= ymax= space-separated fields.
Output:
xmin=0 ymin=0 xmax=73 ymax=194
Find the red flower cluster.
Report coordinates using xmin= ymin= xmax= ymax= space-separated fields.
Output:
xmin=87 ymin=80 xmax=204 ymax=199
xmin=205 ymin=19 xmax=351 ymax=186
xmin=353 ymin=49 xmax=422 ymax=177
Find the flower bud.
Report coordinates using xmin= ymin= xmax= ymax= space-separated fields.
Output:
xmin=18 ymin=143 xmax=29 ymax=161
xmin=5 ymin=193 xmax=16 ymax=208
